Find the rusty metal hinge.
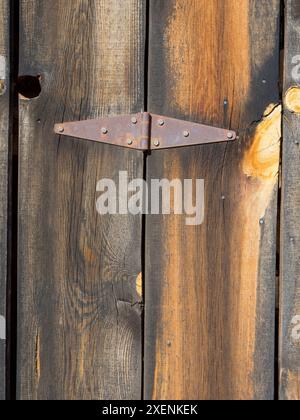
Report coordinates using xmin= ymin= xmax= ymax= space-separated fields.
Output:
xmin=54 ymin=112 xmax=236 ymax=151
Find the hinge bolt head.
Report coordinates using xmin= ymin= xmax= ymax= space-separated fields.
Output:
xmin=183 ymin=131 xmax=190 ymax=138
xmin=131 ymin=117 xmax=138 ymax=124
xmin=57 ymin=125 xmax=64 ymax=133
xmin=158 ymin=119 xmax=165 ymax=126
xmin=101 ymin=127 xmax=108 ymax=135
xmin=154 ymin=140 xmax=160 ymax=147
xmin=127 ymin=139 xmax=133 ymax=146
xmin=227 ymin=132 xmax=234 ymax=139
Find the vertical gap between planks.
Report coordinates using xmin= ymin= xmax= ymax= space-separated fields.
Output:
xmin=6 ymin=0 xmax=19 ymax=401
xmin=141 ymin=0 xmax=151 ymax=401
xmin=275 ymin=0 xmax=286 ymax=401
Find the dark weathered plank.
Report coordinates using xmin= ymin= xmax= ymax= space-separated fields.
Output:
xmin=18 ymin=0 xmax=145 ymax=400
xmin=0 ymin=0 xmax=9 ymax=401
xmin=280 ymin=0 xmax=300 ymax=401
xmin=145 ymin=0 xmax=280 ymax=400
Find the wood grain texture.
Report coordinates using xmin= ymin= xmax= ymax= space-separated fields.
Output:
xmin=280 ymin=0 xmax=300 ymax=401
xmin=145 ymin=0 xmax=280 ymax=400
xmin=18 ymin=0 xmax=145 ymax=400
xmin=0 ymin=0 xmax=9 ymax=401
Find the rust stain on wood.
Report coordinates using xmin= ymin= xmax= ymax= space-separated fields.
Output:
xmin=285 ymin=87 xmax=300 ymax=114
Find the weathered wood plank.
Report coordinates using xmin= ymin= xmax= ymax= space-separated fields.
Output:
xmin=0 ymin=0 xmax=9 ymax=401
xmin=280 ymin=0 xmax=300 ymax=401
xmin=145 ymin=0 xmax=280 ymax=400
xmin=18 ymin=0 xmax=145 ymax=400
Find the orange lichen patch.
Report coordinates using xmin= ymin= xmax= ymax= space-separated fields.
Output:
xmin=243 ymin=104 xmax=281 ymax=181
xmin=165 ymin=0 xmax=250 ymax=125
xmin=285 ymin=87 xmax=300 ymax=114
xmin=136 ymin=272 xmax=142 ymax=297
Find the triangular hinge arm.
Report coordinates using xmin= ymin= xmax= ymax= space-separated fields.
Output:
xmin=54 ymin=112 xmax=236 ymax=151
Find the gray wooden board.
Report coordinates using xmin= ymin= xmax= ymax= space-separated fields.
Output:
xmin=17 ymin=0 xmax=145 ymax=400
xmin=280 ymin=0 xmax=300 ymax=401
xmin=0 ymin=0 xmax=9 ymax=401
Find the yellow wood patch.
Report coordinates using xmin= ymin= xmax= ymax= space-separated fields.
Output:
xmin=243 ymin=104 xmax=281 ymax=181
xmin=285 ymin=87 xmax=300 ymax=114
xmin=136 ymin=273 xmax=142 ymax=297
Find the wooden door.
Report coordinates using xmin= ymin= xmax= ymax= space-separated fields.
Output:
xmin=145 ymin=0 xmax=280 ymax=400
xmin=17 ymin=0 xmax=145 ymax=400
xmin=2 ymin=0 xmax=300 ymax=401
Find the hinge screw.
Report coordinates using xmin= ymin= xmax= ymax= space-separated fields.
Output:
xmin=154 ymin=140 xmax=160 ymax=147
xmin=57 ymin=125 xmax=64 ymax=133
xmin=101 ymin=127 xmax=108 ymax=135
xmin=127 ymin=139 xmax=133 ymax=146
xmin=227 ymin=132 xmax=234 ymax=140
xmin=158 ymin=119 xmax=165 ymax=126
xmin=131 ymin=117 xmax=138 ymax=124
xmin=183 ymin=130 xmax=190 ymax=138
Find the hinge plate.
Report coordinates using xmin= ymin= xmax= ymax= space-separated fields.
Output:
xmin=54 ymin=112 xmax=236 ymax=150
